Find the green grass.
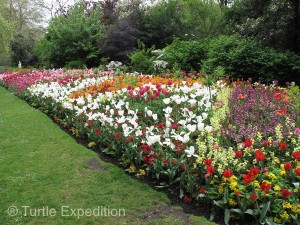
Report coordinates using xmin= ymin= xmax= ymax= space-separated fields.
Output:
xmin=0 ymin=86 xmax=218 ymax=225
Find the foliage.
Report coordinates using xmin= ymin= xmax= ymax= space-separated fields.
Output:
xmin=65 ymin=60 xmax=86 ymax=69
xmin=226 ymin=0 xmax=300 ymax=53
xmin=35 ymin=2 xmax=105 ymax=68
xmin=163 ymin=39 xmax=206 ymax=71
xmin=129 ymin=42 xmax=155 ymax=74
xmin=141 ymin=0 xmax=185 ymax=49
xmin=181 ymin=0 xmax=225 ymax=39
xmin=10 ymin=33 xmax=37 ymax=67
xmin=202 ymin=35 xmax=300 ymax=84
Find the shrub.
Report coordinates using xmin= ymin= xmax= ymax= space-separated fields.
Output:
xmin=129 ymin=42 xmax=155 ymax=74
xmin=163 ymin=39 xmax=206 ymax=71
xmin=202 ymin=36 xmax=300 ymax=84
xmin=65 ymin=60 xmax=86 ymax=69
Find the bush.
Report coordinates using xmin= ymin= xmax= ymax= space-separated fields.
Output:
xmin=202 ymin=36 xmax=300 ymax=84
xmin=163 ymin=39 xmax=206 ymax=71
xmin=129 ymin=42 xmax=155 ymax=74
xmin=65 ymin=60 xmax=86 ymax=69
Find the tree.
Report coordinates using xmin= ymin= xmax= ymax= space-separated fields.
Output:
xmin=36 ymin=1 xmax=105 ymax=68
xmin=226 ymin=0 xmax=300 ymax=53
xmin=0 ymin=1 xmax=13 ymax=65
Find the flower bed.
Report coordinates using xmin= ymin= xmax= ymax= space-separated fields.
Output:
xmin=1 ymin=69 xmax=299 ymax=225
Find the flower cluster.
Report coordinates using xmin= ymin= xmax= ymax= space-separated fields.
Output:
xmin=1 ymin=69 xmax=300 ymax=225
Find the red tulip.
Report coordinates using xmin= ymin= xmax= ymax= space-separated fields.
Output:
xmin=281 ymin=188 xmax=292 ymax=198
xmin=284 ymin=162 xmax=292 ymax=171
xmin=244 ymin=139 xmax=252 ymax=147
xmin=250 ymin=193 xmax=258 ymax=200
xmin=255 ymin=150 xmax=266 ymax=161
xmin=279 ymin=141 xmax=287 ymax=150
xmin=223 ymin=170 xmax=233 ymax=178
xmin=235 ymin=150 xmax=243 ymax=158
xmin=292 ymin=151 xmax=300 ymax=160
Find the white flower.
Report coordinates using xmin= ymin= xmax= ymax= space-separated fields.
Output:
xmin=202 ymin=112 xmax=208 ymax=119
xmin=185 ymin=146 xmax=198 ymax=157
xmin=187 ymin=124 xmax=196 ymax=133
xmin=147 ymin=110 xmax=153 ymax=117
xmin=152 ymin=114 xmax=158 ymax=120
xmin=197 ymin=122 xmax=205 ymax=131
xmin=205 ymin=126 xmax=213 ymax=133
xmin=117 ymin=116 xmax=126 ymax=124
xmin=147 ymin=135 xmax=161 ymax=145
xmin=163 ymin=107 xmax=172 ymax=114
xmin=163 ymin=98 xmax=170 ymax=104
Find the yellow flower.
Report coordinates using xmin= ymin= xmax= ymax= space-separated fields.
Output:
xmin=229 ymin=198 xmax=237 ymax=206
xmin=136 ymin=169 xmax=146 ymax=177
xmin=266 ymin=172 xmax=277 ymax=179
xmin=283 ymin=202 xmax=292 ymax=209
xmin=218 ymin=185 xmax=225 ymax=193
xmin=274 ymin=217 xmax=282 ymax=223
xmin=87 ymin=142 xmax=96 ymax=148
xmin=280 ymin=211 xmax=289 ymax=220
xmin=129 ymin=164 xmax=136 ymax=172
xmin=229 ymin=181 xmax=238 ymax=191
xmin=280 ymin=170 xmax=286 ymax=176
xmin=253 ymin=180 xmax=260 ymax=188
xmin=292 ymin=204 xmax=300 ymax=214
xmin=274 ymin=185 xmax=281 ymax=191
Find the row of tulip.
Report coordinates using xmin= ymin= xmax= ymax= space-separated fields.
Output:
xmin=1 ymin=69 xmax=299 ymax=225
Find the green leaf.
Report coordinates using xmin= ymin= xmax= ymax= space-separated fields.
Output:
xmin=293 ymin=182 xmax=300 ymax=189
xmin=244 ymin=209 xmax=255 ymax=215
xmin=224 ymin=208 xmax=230 ymax=225
xmin=209 ymin=211 xmax=216 ymax=221
xmin=260 ymin=201 xmax=271 ymax=222
xmin=213 ymin=200 xmax=224 ymax=209
xmin=230 ymin=208 xmax=243 ymax=215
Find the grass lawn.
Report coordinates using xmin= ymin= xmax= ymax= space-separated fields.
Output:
xmin=0 ymin=86 xmax=217 ymax=225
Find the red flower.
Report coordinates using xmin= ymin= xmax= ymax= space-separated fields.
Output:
xmin=260 ymin=182 xmax=271 ymax=194
xmin=157 ymin=123 xmax=165 ymax=128
xmin=207 ymin=165 xmax=215 ymax=174
xmin=113 ymin=133 xmax=121 ymax=140
xmin=292 ymin=151 xmax=300 ymax=160
xmin=263 ymin=140 xmax=270 ymax=148
xmin=171 ymin=122 xmax=179 ymax=130
xmin=281 ymin=188 xmax=292 ymax=198
xmin=250 ymin=193 xmax=258 ymax=200
xmin=181 ymin=164 xmax=185 ymax=170
xmin=223 ymin=170 xmax=233 ymax=178
xmin=249 ymin=167 xmax=260 ymax=176
xmin=255 ymin=150 xmax=266 ymax=161
xmin=235 ymin=150 xmax=243 ymax=158
xmin=276 ymin=108 xmax=286 ymax=115
xmin=143 ymin=156 xmax=148 ymax=163
xmin=204 ymin=158 xmax=213 ymax=166
xmin=87 ymin=120 xmax=93 ymax=127
xmin=238 ymin=94 xmax=247 ymax=99
xmin=183 ymin=196 xmax=192 ymax=204
xmin=274 ymin=93 xmax=282 ymax=99
xmin=284 ymin=162 xmax=292 ymax=171
xmin=125 ymin=137 xmax=134 ymax=143
xmin=236 ymin=191 xmax=241 ymax=197
xmin=94 ymin=128 xmax=100 ymax=135
xmin=295 ymin=168 xmax=300 ymax=176
xmin=242 ymin=173 xmax=253 ymax=184
xmin=199 ymin=188 xmax=206 ymax=193
xmin=162 ymin=158 xmax=168 ymax=165
xmin=244 ymin=139 xmax=252 ymax=147
xmin=279 ymin=142 xmax=287 ymax=150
